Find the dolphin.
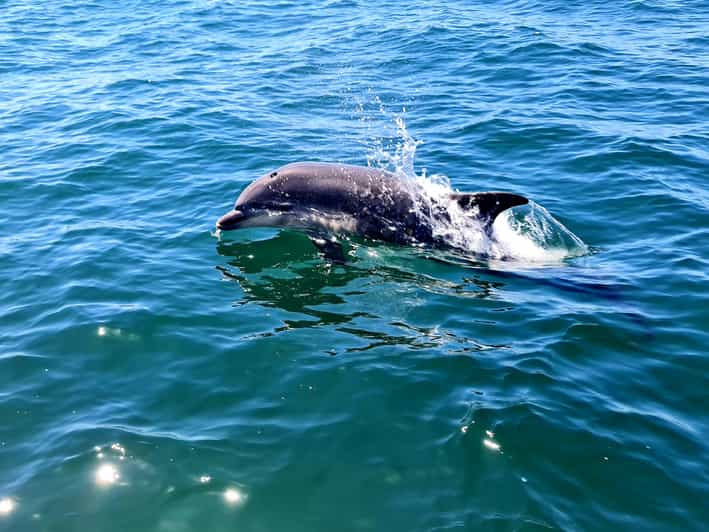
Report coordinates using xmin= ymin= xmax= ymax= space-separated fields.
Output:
xmin=216 ymin=162 xmax=528 ymax=260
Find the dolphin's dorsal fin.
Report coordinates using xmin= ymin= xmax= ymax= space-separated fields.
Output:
xmin=450 ymin=192 xmax=528 ymax=233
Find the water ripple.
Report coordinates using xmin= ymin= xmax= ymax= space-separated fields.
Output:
xmin=1 ymin=1 xmax=708 ymax=530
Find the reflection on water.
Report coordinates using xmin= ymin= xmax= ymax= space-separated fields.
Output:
xmin=0 ymin=442 xmax=250 ymax=525
xmin=483 ymin=430 xmax=502 ymax=453
xmin=215 ymin=230 xmax=511 ymax=353
xmin=94 ymin=443 xmax=123 ymax=486
xmin=214 ymin=229 xmax=630 ymax=354
xmin=0 ymin=498 xmax=15 ymax=515
xmin=223 ymin=487 xmax=245 ymax=506
xmin=95 ymin=463 xmax=120 ymax=486
xmin=217 ymin=232 xmax=372 ymax=328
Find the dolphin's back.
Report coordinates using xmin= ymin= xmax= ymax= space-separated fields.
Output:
xmin=270 ymin=162 xmax=413 ymax=212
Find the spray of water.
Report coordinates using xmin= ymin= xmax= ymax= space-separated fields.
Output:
xmin=365 ymin=112 xmax=588 ymax=265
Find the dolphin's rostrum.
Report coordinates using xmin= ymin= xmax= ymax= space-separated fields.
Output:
xmin=217 ymin=162 xmax=528 ymax=259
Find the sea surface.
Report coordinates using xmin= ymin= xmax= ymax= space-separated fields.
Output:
xmin=1 ymin=1 xmax=708 ymax=530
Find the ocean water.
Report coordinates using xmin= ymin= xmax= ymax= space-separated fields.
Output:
xmin=1 ymin=1 xmax=708 ymax=530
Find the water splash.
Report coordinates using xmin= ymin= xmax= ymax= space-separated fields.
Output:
xmin=365 ymin=110 xmax=422 ymax=177
xmin=365 ymin=113 xmax=588 ymax=264
xmin=491 ymin=201 xmax=589 ymax=264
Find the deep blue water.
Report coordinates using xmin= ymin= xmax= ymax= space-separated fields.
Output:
xmin=1 ymin=1 xmax=709 ymax=530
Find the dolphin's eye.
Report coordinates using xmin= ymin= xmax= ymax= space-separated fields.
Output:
xmin=247 ymin=201 xmax=292 ymax=212
xmin=263 ymin=202 xmax=292 ymax=211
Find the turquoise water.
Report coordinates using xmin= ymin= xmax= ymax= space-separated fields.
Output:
xmin=2 ymin=1 xmax=709 ymax=530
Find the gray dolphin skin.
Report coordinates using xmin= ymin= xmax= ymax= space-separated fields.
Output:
xmin=217 ymin=162 xmax=528 ymax=257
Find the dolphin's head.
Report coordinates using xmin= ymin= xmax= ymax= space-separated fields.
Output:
xmin=216 ymin=168 xmax=296 ymax=231
xmin=217 ymin=162 xmax=389 ymax=232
